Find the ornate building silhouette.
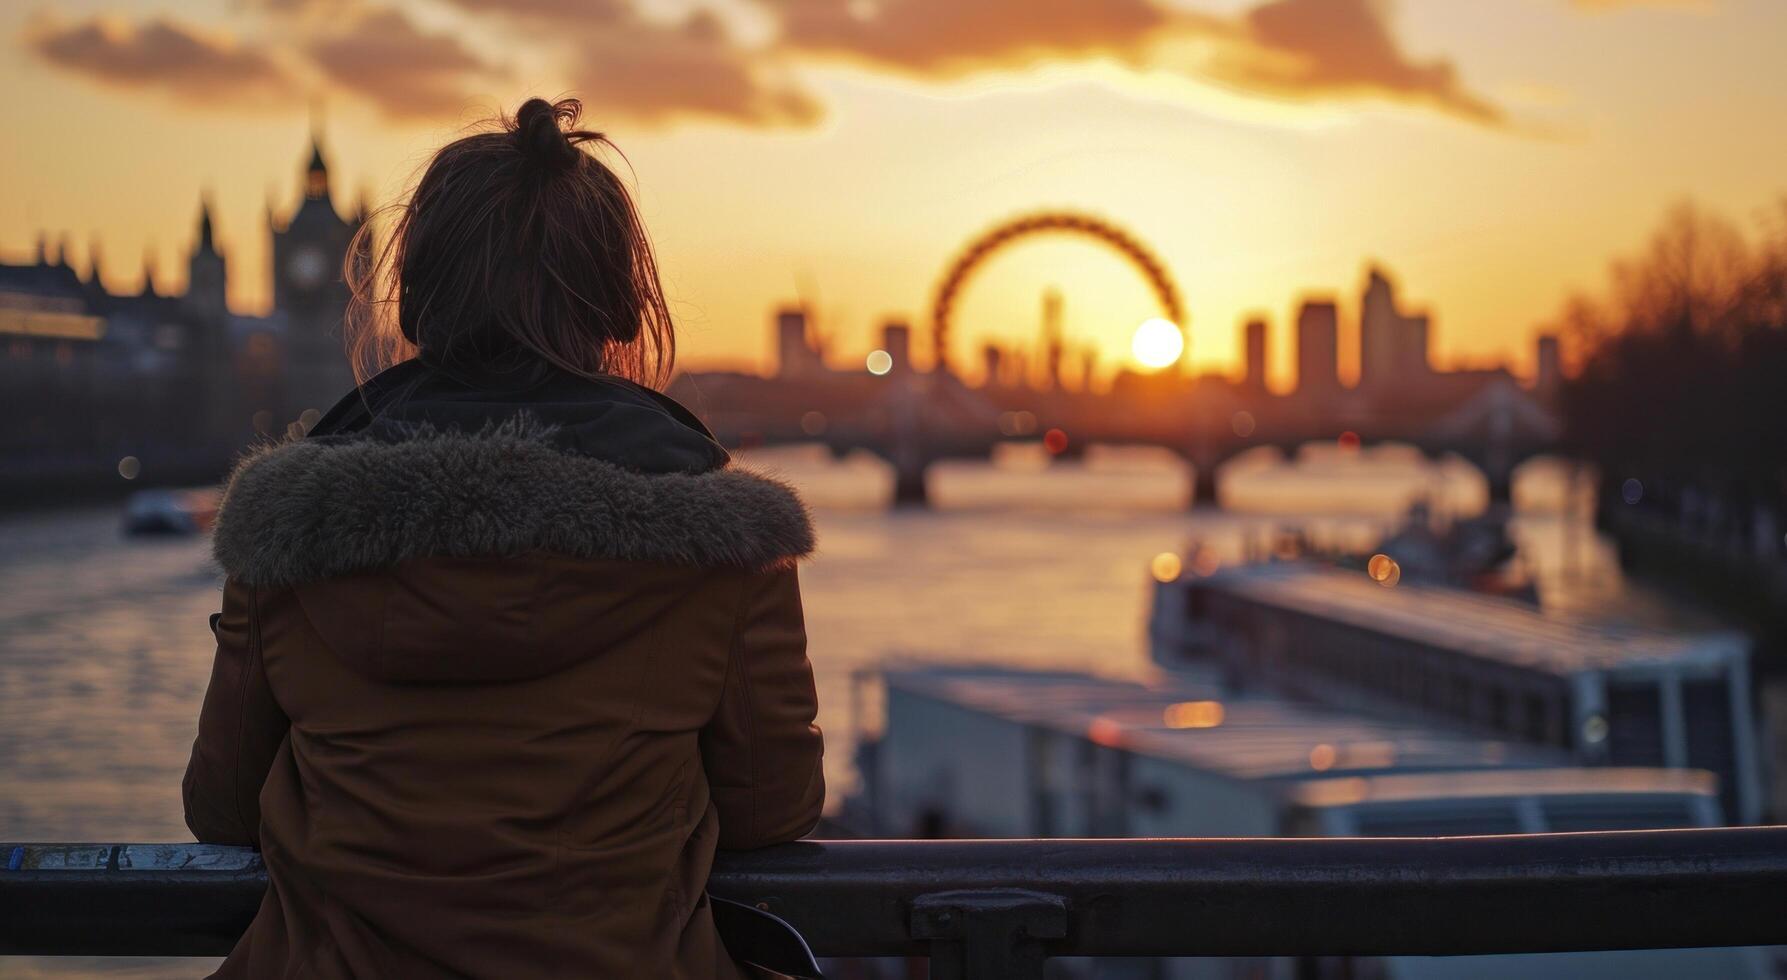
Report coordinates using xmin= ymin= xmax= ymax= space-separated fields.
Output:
xmin=273 ymin=141 xmax=362 ymax=416
xmin=0 ymin=134 xmax=363 ymax=492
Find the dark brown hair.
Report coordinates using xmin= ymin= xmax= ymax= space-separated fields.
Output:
xmin=346 ymin=98 xmax=674 ymax=388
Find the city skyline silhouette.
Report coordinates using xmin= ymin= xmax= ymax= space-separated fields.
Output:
xmin=6 ymin=1 xmax=1787 ymax=382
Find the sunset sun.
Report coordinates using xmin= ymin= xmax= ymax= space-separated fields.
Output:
xmin=1130 ymin=317 xmax=1184 ymax=369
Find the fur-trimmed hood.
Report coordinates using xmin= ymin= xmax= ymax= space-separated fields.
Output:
xmin=212 ymin=420 xmax=815 ymax=589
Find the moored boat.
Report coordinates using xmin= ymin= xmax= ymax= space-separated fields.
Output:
xmin=1150 ymin=560 xmax=1763 ymax=823
xmin=844 ymin=663 xmax=1770 ymax=978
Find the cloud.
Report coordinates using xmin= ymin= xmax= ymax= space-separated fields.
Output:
xmin=24 ymin=6 xmax=492 ymax=120
xmin=302 ymin=7 xmax=499 ymax=119
xmin=24 ymin=12 xmax=293 ymax=104
xmin=568 ymin=12 xmax=823 ymax=126
xmin=775 ymin=0 xmax=1505 ymax=127
xmin=1208 ymin=0 xmax=1505 ymax=125
xmin=20 ymin=0 xmax=1510 ymax=131
xmin=1569 ymin=0 xmax=1712 ymax=10
xmin=434 ymin=0 xmax=630 ymax=19
xmin=433 ymin=1 xmax=821 ymax=127
xmin=773 ymin=0 xmax=1176 ymax=75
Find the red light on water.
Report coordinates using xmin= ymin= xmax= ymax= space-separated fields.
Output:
xmin=1338 ymin=431 xmax=1360 ymax=451
xmin=1088 ymin=717 xmax=1124 ymax=748
xmin=1043 ymin=428 xmax=1069 ymax=454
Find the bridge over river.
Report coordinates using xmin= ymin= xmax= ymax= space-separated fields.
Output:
xmin=671 ymin=365 xmax=1562 ymax=508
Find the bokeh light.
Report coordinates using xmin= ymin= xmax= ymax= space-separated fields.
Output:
xmin=1621 ymin=478 xmax=1644 ymax=505
xmin=1163 ymin=700 xmax=1225 ymax=729
xmin=116 ymin=456 xmax=140 ymax=480
xmin=1043 ymin=428 xmax=1069 ymax=454
xmin=1368 ymin=554 xmax=1402 ymax=588
xmin=865 ymin=350 xmax=893 ymax=375
xmin=997 ymin=410 xmax=1039 ymax=437
xmin=1088 ymin=717 xmax=1124 ymax=748
xmin=1581 ymin=714 xmax=1610 ymax=745
xmin=1150 ymin=552 xmax=1182 ymax=583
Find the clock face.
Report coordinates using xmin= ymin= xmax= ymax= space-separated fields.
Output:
xmin=288 ymin=246 xmax=329 ymax=290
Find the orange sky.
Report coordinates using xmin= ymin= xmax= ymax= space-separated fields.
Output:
xmin=5 ymin=0 xmax=1786 ymax=388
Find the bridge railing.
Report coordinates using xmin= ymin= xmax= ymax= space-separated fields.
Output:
xmin=6 ymin=828 xmax=1787 ymax=978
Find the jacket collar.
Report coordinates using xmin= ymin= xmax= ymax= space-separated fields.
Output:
xmin=308 ymin=356 xmax=731 ymax=475
xmin=212 ymin=419 xmax=813 ymax=588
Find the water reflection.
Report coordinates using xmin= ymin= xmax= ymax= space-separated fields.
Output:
xmin=0 ymin=447 xmax=1675 ymax=842
xmin=0 ymin=446 xmax=1671 ymax=841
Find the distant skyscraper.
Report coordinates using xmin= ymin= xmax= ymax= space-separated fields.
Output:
xmin=1243 ymin=318 xmax=1268 ymax=393
xmin=1296 ymin=300 xmax=1339 ymax=400
xmin=982 ymin=344 xmax=1005 ymax=388
xmin=1359 ymin=267 xmax=1395 ymax=390
xmin=880 ymin=320 xmax=912 ymax=374
xmin=1359 ymin=266 xmax=1431 ymax=395
xmin=1406 ymin=313 xmax=1430 ymax=377
xmin=1040 ymin=289 xmax=1063 ymax=389
xmin=775 ymin=307 xmax=822 ymax=378
xmin=1535 ymin=334 xmax=1562 ymax=396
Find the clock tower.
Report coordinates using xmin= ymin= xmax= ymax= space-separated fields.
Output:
xmin=271 ymin=135 xmax=361 ymax=424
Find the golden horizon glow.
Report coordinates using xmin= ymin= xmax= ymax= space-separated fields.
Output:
xmin=5 ymin=2 xmax=1787 ymax=389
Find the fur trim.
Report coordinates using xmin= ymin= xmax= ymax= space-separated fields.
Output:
xmin=212 ymin=422 xmax=814 ymax=587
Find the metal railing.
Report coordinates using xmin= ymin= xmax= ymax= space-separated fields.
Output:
xmin=6 ymin=828 xmax=1787 ymax=978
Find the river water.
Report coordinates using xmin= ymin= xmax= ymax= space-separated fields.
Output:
xmin=0 ymin=445 xmax=1698 ymax=977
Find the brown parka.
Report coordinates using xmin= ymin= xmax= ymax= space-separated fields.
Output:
xmin=183 ymin=361 xmax=824 ymax=979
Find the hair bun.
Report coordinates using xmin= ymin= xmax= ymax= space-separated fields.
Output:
xmin=514 ymin=98 xmax=581 ymax=173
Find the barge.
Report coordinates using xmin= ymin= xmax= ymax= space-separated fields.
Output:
xmin=1150 ymin=561 xmax=1763 ymax=823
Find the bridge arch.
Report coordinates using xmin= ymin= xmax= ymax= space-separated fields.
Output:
xmin=930 ymin=211 xmax=1185 ymax=374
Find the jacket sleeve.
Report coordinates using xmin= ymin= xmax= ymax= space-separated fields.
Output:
xmin=701 ymin=566 xmax=826 ymax=850
xmin=183 ymin=579 xmax=290 ymax=847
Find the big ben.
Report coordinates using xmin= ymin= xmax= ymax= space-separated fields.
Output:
xmin=271 ymin=136 xmax=361 ymax=422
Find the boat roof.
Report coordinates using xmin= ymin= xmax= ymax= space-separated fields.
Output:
xmin=880 ymin=664 xmax=1719 ymax=814
xmin=1199 ymin=563 xmax=1746 ymax=675
xmin=882 ymin=665 xmax=1560 ymax=783
xmin=1285 ymin=767 xmax=1718 ymax=810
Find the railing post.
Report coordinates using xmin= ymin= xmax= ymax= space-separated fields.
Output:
xmin=911 ymin=889 xmax=1067 ymax=980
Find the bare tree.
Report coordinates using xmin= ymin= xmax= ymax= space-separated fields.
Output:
xmin=1562 ymin=197 xmax=1787 ymax=525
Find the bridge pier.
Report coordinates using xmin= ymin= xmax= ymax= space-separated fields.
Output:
xmin=1482 ymin=443 xmax=1527 ymax=512
xmin=1487 ymin=472 xmax=1514 ymax=510
xmin=887 ymin=373 xmax=935 ymax=508
xmin=1191 ymin=461 xmax=1221 ymax=510
xmin=893 ymin=457 xmax=930 ymax=508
